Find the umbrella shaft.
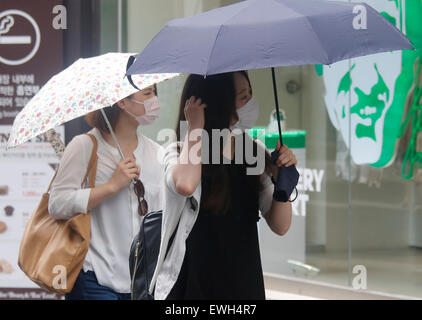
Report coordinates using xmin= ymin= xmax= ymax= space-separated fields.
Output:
xmin=100 ymin=109 xmax=137 ymax=186
xmin=271 ymin=67 xmax=283 ymax=147
xmin=100 ymin=108 xmax=125 ymax=160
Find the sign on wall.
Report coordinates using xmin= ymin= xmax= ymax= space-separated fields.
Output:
xmin=0 ymin=0 xmax=64 ymax=299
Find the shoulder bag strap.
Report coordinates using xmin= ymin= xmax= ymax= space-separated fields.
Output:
xmin=83 ymin=133 xmax=98 ymax=188
xmin=46 ymin=133 xmax=98 ymax=192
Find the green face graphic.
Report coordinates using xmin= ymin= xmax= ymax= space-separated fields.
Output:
xmin=320 ymin=0 xmax=421 ymax=167
xmin=338 ymin=64 xmax=390 ymax=142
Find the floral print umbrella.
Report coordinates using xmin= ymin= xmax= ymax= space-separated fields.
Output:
xmin=7 ymin=52 xmax=179 ymax=148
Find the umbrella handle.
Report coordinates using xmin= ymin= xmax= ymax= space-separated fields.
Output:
xmin=271 ymin=67 xmax=284 ymax=147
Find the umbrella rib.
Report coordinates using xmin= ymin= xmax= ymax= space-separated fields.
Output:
xmin=271 ymin=0 xmax=330 ymax=65
xmin=203 ymin=1 xmax=259 ymax=76
xmin=365 ymin=3 xmax=413 ymax=49
xmin=204 ymin=24 xmax=225 ymax=76
xmin=301 ymin=15 xmax=330 ymax=64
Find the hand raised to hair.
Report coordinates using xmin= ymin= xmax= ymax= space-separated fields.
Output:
xmin=184 ymin=96 xmax=207 ymax=130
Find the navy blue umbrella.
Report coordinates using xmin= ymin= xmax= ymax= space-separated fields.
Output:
xmin=126 ymin=0 xmax=414 ymax=202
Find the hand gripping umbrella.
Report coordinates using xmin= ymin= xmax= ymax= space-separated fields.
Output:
xmin=126 ymin=0 xmax=414 ymax=202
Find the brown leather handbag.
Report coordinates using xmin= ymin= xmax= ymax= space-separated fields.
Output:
xmin=18 ymin=133 xmax=98 ymax=293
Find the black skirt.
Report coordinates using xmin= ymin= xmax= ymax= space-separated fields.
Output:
xmin=167 ymin=160 xmax=266 ymax=300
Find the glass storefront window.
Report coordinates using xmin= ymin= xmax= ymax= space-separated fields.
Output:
xmin=116 ymin=0 xmax=422 ymax=298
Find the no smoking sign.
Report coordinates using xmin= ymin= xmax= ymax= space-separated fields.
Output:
xmin=0 ymin=9 xmax=41 ymax=66
xmin=0 ymin=0 xmax=63 ymax=126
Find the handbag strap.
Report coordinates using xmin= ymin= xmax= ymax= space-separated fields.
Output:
xmin=83 ymin=133 xmax=98 ymax=189
xmin=47 ymin=133 xmax=98 ymax=192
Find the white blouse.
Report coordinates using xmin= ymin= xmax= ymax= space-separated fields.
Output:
xmin=48 ymin=127 xmax=164 ymax=293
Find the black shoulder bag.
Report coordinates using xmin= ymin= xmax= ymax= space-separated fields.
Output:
xmin=129 ymin=203 xmax=186 ymax=300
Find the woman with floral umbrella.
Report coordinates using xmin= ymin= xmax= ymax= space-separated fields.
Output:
xmin=8 ymin=52 xmax=178 ymax=299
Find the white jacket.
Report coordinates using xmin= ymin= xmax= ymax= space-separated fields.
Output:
xmin=150 ymin=138 xmax=273 ymax=300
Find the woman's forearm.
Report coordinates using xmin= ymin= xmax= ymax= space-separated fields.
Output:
xmin=172 ymin=128 xmax=203 ymax=196
xmin=265 ymin=200 xmax=292 ymax=236
xmin=49 ymin=181 xmax=119 ymax=220
xmin=88 ymin=155 xmax=140 ymax=211
xmin=87 ymin=182 xmax=119 ymax=211
xmin=265 ymin=164 xmax=293 ymax=235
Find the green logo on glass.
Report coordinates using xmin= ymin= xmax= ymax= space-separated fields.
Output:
xmin=318 ymin=0 xmax=421 ymax=168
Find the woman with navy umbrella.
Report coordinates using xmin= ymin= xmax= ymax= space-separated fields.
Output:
xmin=149 ymin=71 xmax=297 ymax=300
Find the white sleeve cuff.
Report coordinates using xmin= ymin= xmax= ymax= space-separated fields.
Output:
xmin=165 ymin=165 xmax=178 ymax=195
xmin=73 ymin=188 xmax=92 ymax=214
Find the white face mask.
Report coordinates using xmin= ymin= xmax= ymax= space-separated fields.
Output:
xmin=230 ymin=96 xmax=259 ymax=131
xmin=125 ymin=96 xmax=160 ymax=126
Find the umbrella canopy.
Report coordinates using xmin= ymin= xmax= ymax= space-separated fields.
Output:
xmin=126 ymin=0 xmax=414 ymax=76
xmin=125 ymin=0 xmax=415 ymax=202
xmin=8 ymin=52 xmax=179 ymax=148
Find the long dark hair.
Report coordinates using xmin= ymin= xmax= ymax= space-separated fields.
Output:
xmin=176 ymin=72 xmax=272 ymax=215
